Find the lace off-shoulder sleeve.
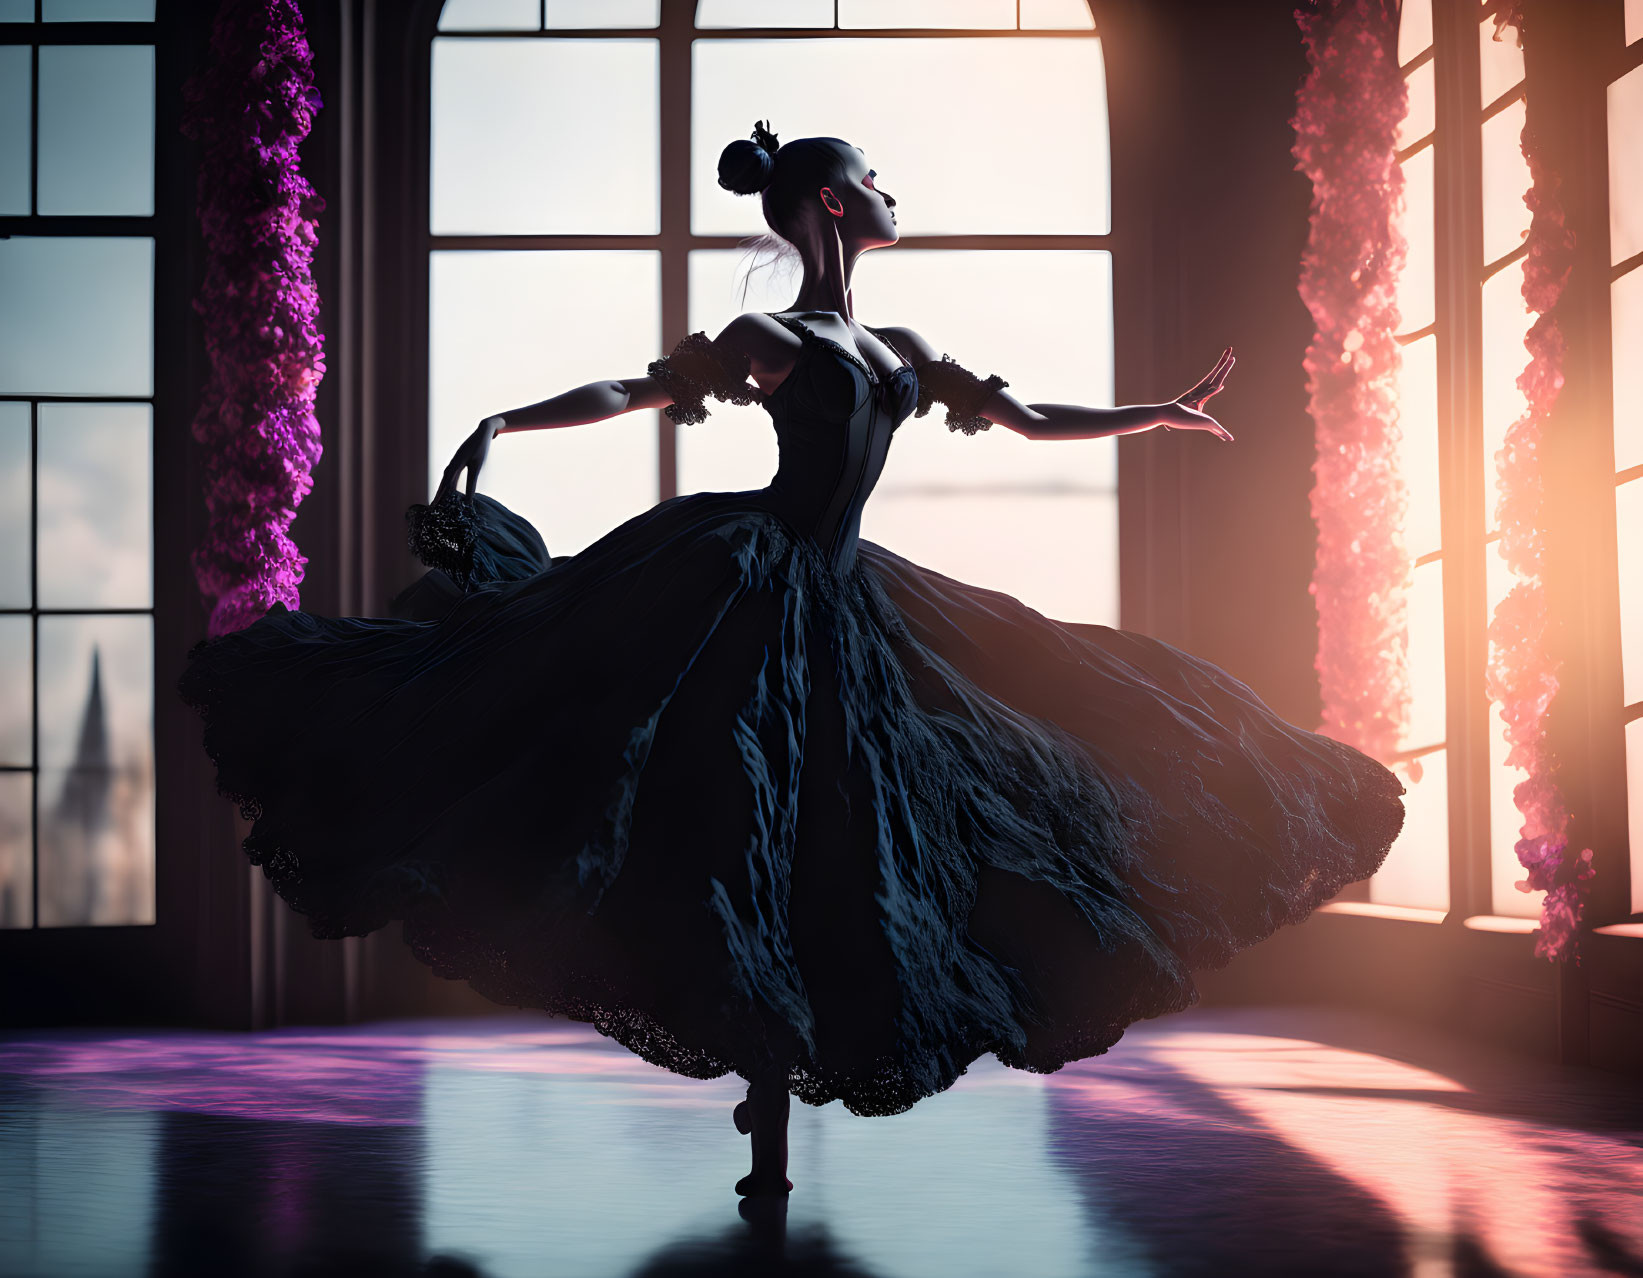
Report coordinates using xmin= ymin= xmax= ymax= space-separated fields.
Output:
xmin=912 ymin=354 xmax=1008 ymax=436
xmin=647 ymin=331 xmax=763 ymax=426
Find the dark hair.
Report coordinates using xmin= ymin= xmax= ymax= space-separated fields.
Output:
xmin=717 ymin=119 xmax=859 ymax=303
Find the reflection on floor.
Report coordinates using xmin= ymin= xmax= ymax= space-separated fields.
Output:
xmin=0 ymin=1006 xmax=1639 ymax=1277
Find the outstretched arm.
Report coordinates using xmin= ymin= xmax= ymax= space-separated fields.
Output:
xmin=434 ymin=317 xmax=769 ymax=503
xmin=874 ymin=326 xmax=1235 ymax=443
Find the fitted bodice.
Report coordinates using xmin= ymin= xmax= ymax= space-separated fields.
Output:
xmin=755 ymin=314 xmax=920 ymax=576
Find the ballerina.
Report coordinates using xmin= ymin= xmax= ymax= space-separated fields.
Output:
xmin=179 ymin=120 xmax=1403 ymax=1200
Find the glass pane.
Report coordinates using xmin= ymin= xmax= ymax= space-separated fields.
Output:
xmin=1477 ymin=17 xmax=1523 ymax=106
xmin=438 ymin=0 xmax=539 ymax=28
xmin=1394 ymin=144 xmax=1435 ymax=334
xmin=1609 ymin=64 xmax=1643 ymax=267
xmin=839 ymin=0 xmax=1013 ymax=25
xmin=683 ymin=250 xmax=784 ymax=494
xmin=1628 ymin=718 xmax=1643 ymax=914
xmin=546 ymin=0 xmax=657 ymax=24
xmin=1396 ymin=334 xmax=1441 ymax=560
xmin=1616 ymin=266 xmax=1643 ymax=473
xmin=0 ymin=615 xmax=29 ymax=766
xmin=1486 ymin=537 xmax=1540 ymax=918
xmin=693 ymin=38 xmax=1110 ymax=235
xmin=1618 ymin=477 xmax=1643 ymax=705
xmin=1397 ymin=60 xmax=1434 ymax=151
xmin=0 ymin=772 xmax=30 ymax=929
xmin=1481 ymin=259 xmax=1530 ymax=532
xmin=1370 ymin=749 xmax=1448 ymax=910
xmin=43 ymin=0 xmax=155 ymax=16
xmin=429 ymin=250 xmax=660 ymax=556
xmin=36 ymin=614 xmax=153 ymax=927
xmin=1403 ymin=559 xmax=1446 ymax=751
xmin=0 ymin=47 xmax=29 ymax=216
xmin=1481 ymin=98 xmax=1531 ymax=265
xmin=696 ymin=0 xmax=833 ymax=25
xmin=1020 ymin=0 xmax=1094 ymax=29
xmin=36 ymin=403 xmax=152 ymax=610
xmin=1398 ymin=0 xmax=1432 ymax=65
xmin=0 ymin=402 xmax=29 ymax=608
xmin=37 ymin=45 xmax=155 ymax=216
xmin=0 ymin=0 xmax=32 ymax=19
xmin=431 ymin=39 xmax=659 ymax=234
xmin=0 ymin=237 xmax=154 ymax=396
xmin=1629 ymin=0 xmax=1642 ymax=47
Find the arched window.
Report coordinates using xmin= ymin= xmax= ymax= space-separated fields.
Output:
xmin=0 ymin=0 xmax=157 ymax=930
xmin=427 ymin=0 xmax=1117 ymax=625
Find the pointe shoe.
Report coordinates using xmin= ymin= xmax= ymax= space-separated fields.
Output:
xmin=735 ymin=1171 xmax=793 ymax=1197
xmin=733 ymin=1100 xmax=752 ymax=1134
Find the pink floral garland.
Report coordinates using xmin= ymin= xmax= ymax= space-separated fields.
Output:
xmin=1294 ymin=0 xmax=1411 ymax=767
xmin=1485 ymin=7 xmax=1593 ymax=961
xmin=182 ymin=0 xmax=325 ymax=638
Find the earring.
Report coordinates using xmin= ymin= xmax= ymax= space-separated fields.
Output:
xmin=819 ymin=187 xmax=845 ymax=218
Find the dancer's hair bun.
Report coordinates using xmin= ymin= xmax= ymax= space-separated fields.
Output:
xmin=717 ymin=119 xmax=780 ymax=195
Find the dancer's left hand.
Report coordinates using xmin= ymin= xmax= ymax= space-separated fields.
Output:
xmin=1161 ymin=347 xmax=1235 ymax=441
xmin=436 ymin=416 xmax=505 ymax=503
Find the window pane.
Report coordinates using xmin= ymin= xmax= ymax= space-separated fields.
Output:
xmin=431 ymin=39 xmax=659 ymax=234
xmin=1618 ymin=477 xmax=1643 ymax=705
xmin=1615 ymin=266 xmax=1643 ymax=473
xmin=438 ymin=0 xmax=539 ymax=29
xmin=37 ymin=403 xmax=152 ymax=611
xmin=43 ymin=0 xmax=155 ymax=16
xmin=0 ymin=47 xmax=29 ymax=215
xmin=1608 ymin=64 xmax=1643 ymax=267
xmin=1397 ymin=60 xmax=1434 ymax=151
xmin=1403 ymin=558 xmax=1446 ymax=751
xmin=1394 ymin=144 xmax=1435 ymax=333
xmin=429 ymin=250 xmax=660 ymax=556
xmin=1480 ymin=259 xmax=1530 ymax=532
xmin=0 ymin=615 xmax=29 ymax=766
xmin=1487 ymin=537 xmax=1540 ymax=918
xmin=0 ymin=237 xmax=154 ymax=396
xmin=1396 ymin=334 xmax=1441 ymax=560
xmin=1480 ymin=98 xmax=1531 ymax=265
xmin=0 ymin=402 xmax=28 ymax=608
xmin=1398 ymin=0 xmax=1432 ymax=65
xmin=1020 ymin=0 xmax=1095 ymax=29
xmin=1628 ymin=718 xmax=1643 ymax=914
xmin=859 ymin=250 xmax=1115 ymax=624
xmin=1370 ymin=749 xmax=1448 ymax=910
xmin=36 ymin=613 xmax=154 ymax=928
xmin=683 ymin=250 xmax=784 ymax=494
xmin=546 ymin=0 xmax=657 ymax=25
xmin=1477 ymin=17 xmax=1523 ymax=106
xmin=38 ymin=45 xmax=155 ymax=218
xmin=0 ymin=772 xmax=30 ymax=929
xmin=693 ymin=38 xmax=1110 ymax=235
xmin=838 ymin=0 xmax=1013 ymax=26
xmin=0 ymin=0 xmax=32 ymax=19
xmin=696 ymin=0 xmax=833 ymax=25
xmin=1629 ymin=0 xmax=1642 ymax=47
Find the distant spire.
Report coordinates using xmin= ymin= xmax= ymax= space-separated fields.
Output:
xmin=56 ymin=644 xmax=113 ymax=833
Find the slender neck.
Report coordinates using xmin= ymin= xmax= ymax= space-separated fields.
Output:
xmin=789 ymin=219 xmax=861 ymax=319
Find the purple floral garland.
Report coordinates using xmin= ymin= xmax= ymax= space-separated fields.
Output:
xmin=181 ymin=0 xmax=325 ymax=638
xmin=1485 ymin=5 xmax=1593 ymax=961
xmin=1293 ymin=0 xmax=1412 ymax=767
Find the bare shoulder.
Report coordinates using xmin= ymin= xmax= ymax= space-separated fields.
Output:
xmin=711 ymin=311 xmax=797 ymax=376
xmin=867 ymin=324 xmax=939 ymax=367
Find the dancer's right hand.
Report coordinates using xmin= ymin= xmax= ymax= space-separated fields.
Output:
xmin=436 ymin=416 xmax=506 ymax=503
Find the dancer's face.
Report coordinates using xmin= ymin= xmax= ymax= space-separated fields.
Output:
xmin=844 ymin=148 xmax=898 ymax=248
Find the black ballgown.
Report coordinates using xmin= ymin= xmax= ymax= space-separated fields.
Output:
xmin=178 ymin=313 xmax=1403 ymax=1117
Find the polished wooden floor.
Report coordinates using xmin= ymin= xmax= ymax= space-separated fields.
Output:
xmin=0 ymin=1005 xmax=1638 ymax=1277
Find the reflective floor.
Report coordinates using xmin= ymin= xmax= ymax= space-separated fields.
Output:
xmin=0 ymin=1006 xmax=1639 ymax=1277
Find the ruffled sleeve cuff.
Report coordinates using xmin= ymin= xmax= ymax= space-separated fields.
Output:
xmin=647 ymin=332 xmax=763 ymax=426
xmin=912 ymin=355 xmax=1008 ymax=436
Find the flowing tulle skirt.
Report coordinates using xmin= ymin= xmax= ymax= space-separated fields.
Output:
xmin=178 ymin=491 xmax=1402 ymax=1116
